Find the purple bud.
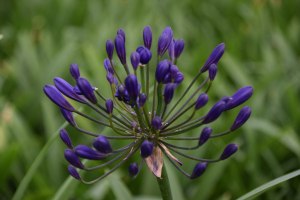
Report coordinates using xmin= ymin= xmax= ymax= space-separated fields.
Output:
xmin=170 ymin=65 xmax=178 ymax=80
xmin=64 ymin=149 xmax=85 ymax=169
xmin=44 ymin=85 xmax=75 ymax=111
xmin=190 ymin=163 xmax=207 ymax=179
xmin=200 ymin=43 xmax=225 ymax=72
xmin=115 ymin=84 xmax=131 ymax=102
xmin=225 ymin=86 xmax=253 ymax=111
xmin=106 ymin=39 xmax=114 ymax=60
xmin=164 ymin=83 xmax=175 ymax=105
xmin=70 ymin=63 xmax=80 ymax=80
xmin=174 ymin=72 xmax=184 ymax=85
xmin=168 ymin=39 xmax=176 ymax=61
xmin=104 ymin=58 xmax=115 ymax=75
xmin=201 ymin=101 xmax=225 ymax=124
xmin=156 ymin=59 xmax=171 ymax=83
xmin=128 ymin=163 xmax=139 ymax=178
xmin=198 ymin=127 xmax=212 ymax=146
xmin=195 ymin=93 xmax=209 ymax=110
xmin=230 ymin=106 xmax=251 ymax=131
xmin=209 ymin=64 xmax=217 ymax=81
xmin=60 ymin=129 xmax=73 ymax=149
xmin=140 ymin=140 xmax=153 ymax=158
xmin=130 ymin=52 xmax=140 ymax=70
xmin=114 ymin=77 xmax=118 ymax=86
xmin=125 ymin=75 xmax=139 ymax=101
xmin=143 ymin=26 xmax=152 ymax=50
xmin=174 ymin=39 xmax=185 ymax=58
xmin=136 ymin=46 xmax=152 ymax=64
xmin=68 ymin=165 xmax=82 ymax=180
xmin=163 ymin=27 xmax=173 ymax=45
xmin=220 ymin=143 xmax=238 ymax=160
xmin=93 ymin=135 xmax=112 ymax=154
xmin=60 ymin=107 xmax=77 ymax=127
xmin=105 ymin=98 xmax=114 ymax=114
xmin=152 ymin=116 xmax=162 ymax=130
xmin=139 ymin=93 xmax=147 ymax=107
xmin=157 ymin=33 xmax=169 ymax=57
xmin=117 ymin=29 xmax=125 ymax=42
xmin=75 ymin=145 xmax=106 ymax=160
xmin=106 ymin=73 xmax=114 ymax=85
xmin=73 ymin=86 xmax=96 ymax=95
xmin=76 ymin=77 xmax=98 ymax=104
xmin=115 ymin=34 xmax=126 ymax=65
xmin=54 ymin=77 xmax=87 ymax=104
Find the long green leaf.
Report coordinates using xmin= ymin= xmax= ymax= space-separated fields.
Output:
xmin=237 ymin=169 xmax=300 ymax=200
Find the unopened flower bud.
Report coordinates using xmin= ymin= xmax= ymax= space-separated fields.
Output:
xmin=70 ymin=63 xmax=80 ymax=80
xmin=44 ymin=85 xmax=75 ymax=111
xmin=128 ymin=162 xmax=139 ymax=178
xmin=125 ymin=74 xmax=139 ymax=101
xmin=105 ymin=98 xmax=114 ymax=114
xmin=64 ymin=149 xmax=85 ymax=169
xmin=220 ymin=143 xmax=238 ymax=160
xmin=152 ymin=116 xmax=162 ymax=130
xmin=225 ymin=86 xmax=253 ymax=111
xmin=76 ymin=77 xmax=98 ymax=104
xmin=106 ymin=73 xmax=114 ymax=85
xmin=156 ymin=59 xmax=171 ymax=83
xmin=200 ymin=43 xmax=225 ymax=72
xmin=164 ymin=83 xmax=174 ymax=105
xmin=139 ymin=93 xmax=147 ymax=107
xmin=170 ymin=65 xmax=178 ymax=80
xmin=136 ymin=46 xmax=152 ymax=64
xmin=168 ymin=39 xmax=176 ymax=61
xmin=157 ymin=27 xmax=173 ymax=57
xmin=93 ymin=136 xmax=112 ymax=154
xmin=140 ymin=140 xmax=153 ymax=158
xmin=143 ymin=26 xmax=152 ymax=50
xmin=75 ymin=145 xmax=106 ymax=160
xmin=190 ymin=163 xmax=207 ymax=179
xmin=106 ymin=39 xmax=114 ymax=60
xmin=60 ymin=129 xmax=73 ymax=149
xmin=130 ymin=52 xmax=140 ymax=70
xmin=174 ymin=39 xmax=185 ymax=58
xmin=117 ymin=29 xmax=125 ymax=42
xmin=209 ymin=64 xmax=217 ymax=81
xmin=195 ymin=93 xmax=209 ymax=110
xmin=115 ymin=34 xmax=126 ymax=65
xmin=230 ymin=106 xmax=251 ymax=131
xmin=198 ymin=127 xmax=212 ymax=146
xmin=68 ymin=165 xmax=82 ymax=180
xmin=201 ymin=101 xmax=225 ymax=124
xmin=60 ymin=107 xmax=77 ymax=127
xmin=104 ymin=58 xmax=114 ymax=75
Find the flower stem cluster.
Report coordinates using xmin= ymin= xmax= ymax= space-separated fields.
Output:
xmin=44 ymin=26 xmax=253 ymax=184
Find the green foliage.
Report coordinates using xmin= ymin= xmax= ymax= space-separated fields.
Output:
xmin=1 ymin=0 xmax=300 ymax=199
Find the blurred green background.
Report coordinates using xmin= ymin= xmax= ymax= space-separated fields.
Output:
xmin=1 ymin=0 xmax=300 ymax=199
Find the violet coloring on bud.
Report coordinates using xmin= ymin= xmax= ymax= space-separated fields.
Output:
xmin=198 ymin=127 xmax=212 ymax=146
xmin=70 ymin=63 xmax=80 ymax=80
xmin=230 ymin=106 xmax=251 ymax=131
xmin=60 ymin=129 xmax=73 ymax=149
xmin=130 ymin=52 xmax=140 ymax=70
xmin=143 ymin=26 xmax=152 ymax=50
xmin=105 ymin=98 xmax=114 ymax=114
xmin=174 ymin=39 xmax=185 ymax=58
xmin=106 ymin=39 xmax=114 ymax=60
xmin=93 ymin=136 xmax=112 ymax=154
xmin=44 ymin=85 xmax=75 ymax=111
xmin=76 ymin=77 xmax=98 ymax=104
xmin=220 ymin=143 xmax=238 ymax=160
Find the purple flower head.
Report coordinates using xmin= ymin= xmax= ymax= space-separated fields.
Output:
xmin=164 ymin=83 xmax=175 ymax=105
xmin=230 ymin=106 xmax=251 ymax=131
xmin=76 ymin=77 xmax=98 ymax=104
xmin=136 ymin=46 xmax=152 ymax=64
xmin=140 ymin=140 xmax=153 ymax=158
xmin=68 ymin=165 xmax=82 ymax=180
xmin=130 ymin=52 xmax=140 ymax=70
xmin=143 ymin=26 xmax=152 ymax=50
xmin=106 ymin=39 xmax=114 ymax=60
xmin=70 ymin=63 xmax=80 ymax=80
xmin=170 ymin=65 xmax=178 ymax=80
xmin=220 ymin=143 xmax=238 ymax=160
xmin=174 ymin=39 xmax=185 ymax=58
xmin=125 ymin=74 xmax=139 ymax=101
xmin=156 ymin=59 xmax=171 ymax=83
xmin=190 ymin=163 xmax=207 ymax=179
xmin=75 ymin=145 xmax=106 ymax=160
xmin=104 ymin=58 xmax=115 ymax=75
xmin=128 ymin=163 xmax=139 ymax=178
xmin=168 ymin=39 xmax=176 ymax=61
xmin=106 ymin=73 xmax=114 ymax=85
xmin=115 ymin=34 xmax=126 ymax=65
xmin=200 ymin=43 xmax=225 ymax=72
xmin=44 ymin=85 xmax=75 ymax=111
xmin=54 ymin=77 xmax=87 ymax=104
xmin=139 ymin=93 xmax=147 ymax=107
xmin=64 ymin=149 xmax=85 ymax=169
xmin=105 ymin=98 xmax=114 ymax=114
xmin=225 ymin=86 xmax=253 ymax=111
xmin=93 ymin=136 xmax=112 ymax=154
xmin=152 ymin=116 xmax=162 ymax=131
xmin=201 ymin=100 xmax=225 ymax=124
xmin=157 ymin=27 xmax=173 ymax=57
xmin=60 ymin=129 xmax=73 ymax=149
xmin=209 ymin=64 xmax=217 ymax=81
xmin=198 ymin=127 xmax=212 ymax=146
xmin=60 ymin=107 xmax=77 ymax=127
xmin=115 ymin=84 xmax=130 ymax=102
xmin=195 ymin=93 xmax=209 ymax=110
xmin=117 ymin=29 xmax=125 ymax=42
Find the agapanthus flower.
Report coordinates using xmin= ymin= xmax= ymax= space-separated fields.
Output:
xmin=44 ymin=26 xmax=253 ymax=185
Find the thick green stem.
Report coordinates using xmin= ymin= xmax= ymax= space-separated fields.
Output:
xmin=157 ymin=165 xmax=173 ymax=200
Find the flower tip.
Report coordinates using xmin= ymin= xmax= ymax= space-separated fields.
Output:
xmin=106 ymin=39 xmax=114 ymax=60
xmin=164 ymin=83 xmax=175 ymax=105
xmin=143 ymin=26 xmax=152 ymax=50
xmin=68 ymin=165 xmax=82 ymax=180
xmin=174 ymin=39 xmax=185 ymax=58
xmin=190 ymin=162 xmax=207 ymax=179
xmin=60 ymin=107 xmax=77 ymax=127
xmin=64 ymin=149 xmax=85 ymax=169
xmin=93 ymin=136 xmax=112 ymax=154
xmin=60 ymin=129 xmax=73 ymax=149
xmin=209 ymin=64 xmax=217 ymax=81
xmin=70 ymin=63 xmax=80 ymax=80
xmin=76 ymin=77 xmax=98 ymax=104
xmin=200 ymin=43 xmax=225 ymax=73
xmin=130 ymin=52 xmax=140 ymax=70
xmin=152 ymin=116 xmax=162 ymax=131
xmin=117 ymin=29 xmax=125 ymax=42
xmin=225 ymin=86 xmax=253 ymax=111
xmin=198 ymin=127 xmax=212 ymax=146
xmin=139 ymin=93 xmax=147 ymax=107
xmin=220 ymin=143 xmax=238 ymax=160
xmin=125 ymin=74 xmax=139 ymax=101
xmin=140 ymin=140 xmax=153 ymax=158
xmin=128 ymin=162 xmax=139 ymax=178
xmin=230 ymin=106 xmax=251 ymax=131
xmin=195 ymin=93 xmax=209 ymax=110
xmin=105 ymin=98 xmax=114 ymax=115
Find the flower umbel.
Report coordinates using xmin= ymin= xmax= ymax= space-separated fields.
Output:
xmin=44 ymin=26 xmax=253 ymax=184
